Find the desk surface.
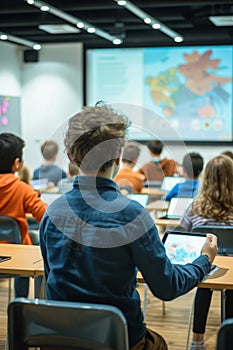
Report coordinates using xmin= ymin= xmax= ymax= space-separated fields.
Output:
xmin=138 ymin=256 xmax=233 ymax=290
xmin=0 ymin=244 xmax=43 ymax=276
xmin=142 ymin=187 xmax=166 ymax=198
xmin=199 ymin=255 xmax=233 ymax=290
xmin=155 ymin=218 xmax=181 ymax=227
xmin=146 ymin=200 xmax=169 ymax=212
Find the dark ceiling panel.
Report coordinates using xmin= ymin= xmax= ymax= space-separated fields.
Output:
xmin=0 ymin=0 xmax=232 ymax=48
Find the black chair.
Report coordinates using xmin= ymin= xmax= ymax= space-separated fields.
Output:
xmin=7 ymin=298 xmax=129 ymax=350
xmin=0 ymin=216 xmax=21 ymax=302
xmin=191 ymin=225 xmax=233 ymax=255
xmin=216 ymin=318 xmax=233 ymax=350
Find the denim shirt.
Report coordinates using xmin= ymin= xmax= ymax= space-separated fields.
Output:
xmin=40 ymin=176 xmax=210 ymax=348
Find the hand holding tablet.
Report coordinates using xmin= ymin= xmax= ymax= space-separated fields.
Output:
xmin=201 ymin=233 xmax=218 ymax=264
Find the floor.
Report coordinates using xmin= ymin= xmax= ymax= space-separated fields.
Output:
xmin=0 ymin=278 xmax=221 ymax=350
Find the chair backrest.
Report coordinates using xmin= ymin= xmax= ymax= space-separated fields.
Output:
xmin=8 ymin=298 xmax=129 ymax=350
xmin=216 ymin=318 xmax=233 ymax=350
xmin=0 ymin=216 xmax=21 ymax=244
xmin=191 ymin=225 xmax=233 ymax=255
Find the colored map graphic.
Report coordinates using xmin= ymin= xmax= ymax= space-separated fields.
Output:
xmin=144 ymin=46 xmax=233 ymax=141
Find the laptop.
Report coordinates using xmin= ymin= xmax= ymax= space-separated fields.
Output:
xmin=40 ymin=193 xmax=62 ymax=206
xmin=30 ymin=178 xmax=49 ymax=191
xmin=159 ymin=197 xmax=193 ymax=219
xmin=160 ymin=176 xmax=186 ymax=192
xmin=128 ymin=193 xmax=149 ymax=207
xmin=162 ymin=231 xmax=219 ymax=275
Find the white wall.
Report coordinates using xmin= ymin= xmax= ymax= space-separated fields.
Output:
xmin=0 ymin=42 xmax=21 ymax=96
xmin=21 ymin=43 xmax=83 ymax=171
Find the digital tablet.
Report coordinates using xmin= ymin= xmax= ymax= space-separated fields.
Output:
xmin=162 ymin=231 xmax=207 ymax=264
xmin=0 ymin=256 xmax=11 ymax=263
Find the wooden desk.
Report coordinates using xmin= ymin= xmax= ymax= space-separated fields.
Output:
xmin=146 ymin=200 xmax=169 ymax=212
xmin=199 ymin=255 xmax=233 ymax=290
xmin=155 ymin=218 xmax=181 ymax=227
xmin=142 ymin=187 xmax=166 ymax=199
xmin=0 ymin=244 xmax=43 ymax=276
xmin=0 ymin=244 xmax=44 ymax=297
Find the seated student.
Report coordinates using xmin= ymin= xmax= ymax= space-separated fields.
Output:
xmin=39 ymin=105 xmax=217 ymax=350
xmin=0 ymin=133 xmax=46 ymax=297
xmin=181 ymin=154 xmax=233 ymax=350
xmin=58 ymin=162 xmax=79 ymax=193
xmin=138 ymin=140 xmax=178 ymax=181
xmin=114 ymin=142 xmax=145 ymax=193
xmin=221 ymin=150 xmax=233 ymax=160
xmin=18 ymin=164 xmax=31 ymax=184
xmin=33 ymin=140 xmax=67 ymax=187
xmin=162 ymin=152 xmax=203 ymax=201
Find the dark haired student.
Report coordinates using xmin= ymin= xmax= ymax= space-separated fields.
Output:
xmin=0 ymin=132 xmax=46 ymax=297
xmin=162 ymin=152 xmax=203 ymax=201
xmin=40 ymin=106 xmax=217 ymax=350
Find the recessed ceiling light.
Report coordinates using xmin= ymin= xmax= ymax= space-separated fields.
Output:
xmin=174 ymin=36 xmax=183 ymax=42
xmin=113 ymin=38 xmax=122 ymax=45
xmin=77 ymin=22 xmax=84 ymax=29
xmin=144 ymin=17 xmax=152 ymax=24
xmin=33 ymin=44 xmax=41 ymax=50
xmin=87 ymin=27 xmax=96 ymax=33
xmin=152 ymin=23 xmax=161 ymax=29
xmin=40 ymin=5 xmax=49 ymax=12
xmin=39 ymin=24 xmax=80 ymax=34
xmin=0 ymin=34 xmax=8 ymax=40
xmin=117 ymin=0 xmax=127 ymax=5
xmin=26 ymin=0 xmax=34 ymax=4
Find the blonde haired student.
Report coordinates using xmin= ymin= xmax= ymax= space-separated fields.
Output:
xmin=40 ymin=105 xmax=217 ymax=350
xmin=181 ymin=154 xmax=233 ymax=350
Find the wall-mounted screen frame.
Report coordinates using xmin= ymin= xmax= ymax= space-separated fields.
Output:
xmin=85 ymin=45 xmax=233 ymax=145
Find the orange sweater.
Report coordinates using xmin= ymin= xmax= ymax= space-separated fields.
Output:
xmin=0 ymin=173 xmax=46 ymax=245
xmin=114 ymin=168 xmax=145 ymax=193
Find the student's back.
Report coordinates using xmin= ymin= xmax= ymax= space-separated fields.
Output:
xmin=0 ymin=132 xmax=46 ymax=299
xmin=33 ymin=140 xmax=67 ymax=186
xmin=162 ymin=152 xmax=203 ymax=201
xmin=138 ymin=140 xmax=177 ymax=181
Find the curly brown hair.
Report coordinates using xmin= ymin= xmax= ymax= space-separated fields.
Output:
xmin=64 ymin=106 xmax=130 ymax=173
xmin=191 ymin=155 xmax=233 ymax=221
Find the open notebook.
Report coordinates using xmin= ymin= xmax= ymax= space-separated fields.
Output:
xmin=159 ymin=197 xmax=193 ymax=219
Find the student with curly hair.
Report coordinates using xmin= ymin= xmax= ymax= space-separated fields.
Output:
xmin=40 ymin=105 xmax=217 ymax=350
xmin=181 ymin=154 xmax=233 ymax=350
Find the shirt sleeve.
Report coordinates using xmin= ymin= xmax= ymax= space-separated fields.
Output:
xmin=130 ymin=225 xmax=210 ymax=301
xmin=23 ymin=183 xmax=47 ymax=222
xmin=162 ymin=184 xmax=178 ymax=201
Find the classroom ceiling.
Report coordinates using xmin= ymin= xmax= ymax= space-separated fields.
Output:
xmin=0 ymin=0 xmax=233 ymax=49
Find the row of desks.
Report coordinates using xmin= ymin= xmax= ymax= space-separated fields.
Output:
xmin=0 ymin=244 xmax=232 ymax=291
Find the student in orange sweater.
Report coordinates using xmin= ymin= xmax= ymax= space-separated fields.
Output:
xmin=114 ymin=142 xmax=145 ymax=193
xmin=138 ymin=140 xmax=178 ymax=181
xmin=0 ymin=132 xmax=46 ymax=297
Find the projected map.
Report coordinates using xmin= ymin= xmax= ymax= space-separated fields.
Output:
xmin=87 ymin=45 xmax=233 ymax=142
xmin=144 ymin=46 xmax=233 ymax=141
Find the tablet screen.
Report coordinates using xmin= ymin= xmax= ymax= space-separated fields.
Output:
xmin=162 ymin=231 xmax=206 ymax=264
